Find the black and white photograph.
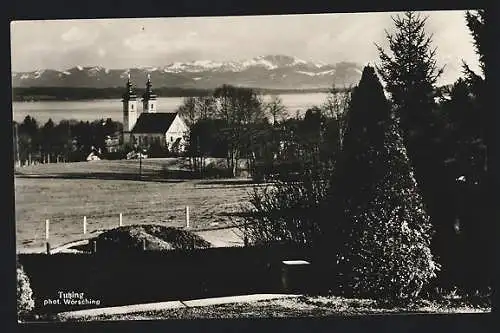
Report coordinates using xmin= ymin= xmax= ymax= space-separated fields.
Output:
xmin=11 ymin=9 xmax=492 ymax=323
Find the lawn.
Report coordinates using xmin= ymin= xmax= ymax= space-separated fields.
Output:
xmin=14 ymin=158 xmax=257 ymax=252
xmin=54 ymin=295 xmax=491 ymax=321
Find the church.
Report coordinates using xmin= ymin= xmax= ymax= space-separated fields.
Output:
xmin=121 ymin=74 xmax=188 ymax=153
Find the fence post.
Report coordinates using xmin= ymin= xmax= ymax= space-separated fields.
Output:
xmin=92 ymin=240 xmax=97 ymax=254
xmin=45 ymin=219 xmax=50 ymax=255
xmin=45 ymin=219 xmax=50 ymax=241
xmin=142 ymin=239 xmax=147 ymax=251
xmin=185 ymin=206 xmax=190 ymax=228
xmin=119 ymin=213 xmax=123 ymax=227
xmin=83 ymin=216 xmax=87 ymax=235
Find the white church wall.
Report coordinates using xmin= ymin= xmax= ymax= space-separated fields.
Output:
xmin=165 ymin=115 xmax=189 ymax=152
xmin=132 ymin=133 xmax=166 ymax=148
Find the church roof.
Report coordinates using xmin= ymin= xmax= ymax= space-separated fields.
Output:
xmin=132 ymin=112 xmax=178 ymax=134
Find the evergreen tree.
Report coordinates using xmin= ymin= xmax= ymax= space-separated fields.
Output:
xmin=464 ymin=10 xmax=487 ymax=77
xmin=375 ymin=11 xmax=444 ymax=141
xmin=41 ymin=118 xmax=55 ymax=162
xmin=458 ymin=9 xmax=491 ymax=291
xmin=18 ymin=116 xmax=39 ymax=164
xmin=329 ymin=65 xmax=438 ymax=301
xmin=328 ymin=65 xmax=390 ymax=235
xmin=342 ymin=121 xmax=439 ymax=300
xmin=462 ymin=10 xmax=488 ymax=175
xmin=374 ymin=11 xmax=451 ymax=279
xmin=462 ymin=10 xmax=487 ymax=161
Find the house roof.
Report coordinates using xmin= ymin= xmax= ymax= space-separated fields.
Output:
xmin=132 ymin=112 xmax=177 ymax=134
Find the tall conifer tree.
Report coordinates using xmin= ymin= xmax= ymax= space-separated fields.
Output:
xmin=329 ymin=65 xmax=439 ymax=301
xmin=374 ymin=11 xmax=451 ymax=274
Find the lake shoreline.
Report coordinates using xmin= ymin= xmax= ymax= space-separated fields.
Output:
xmin=12 ymin=87 xmax=336 ymax=103
xmin=12 ymin=93 xmax=330 ymax=124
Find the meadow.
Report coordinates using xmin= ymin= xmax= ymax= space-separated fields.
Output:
xmin=14 ymin=158 xmax=257 ymax=252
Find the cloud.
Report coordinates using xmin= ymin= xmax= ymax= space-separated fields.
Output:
xmin=122 ymin=30 xmax=226 ymax=60
xmin=61 ymin=26 xmax=98 ymax=45
xmin=123 ymin=32 xmax=169 ymax=52
xmin=97 ymin=48 xmax=107 ymax=57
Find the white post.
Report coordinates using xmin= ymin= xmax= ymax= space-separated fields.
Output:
xmin=119 ymin=213 xmax=123 ymax=227
xmin=83 ymin=216 xmax=87 ymax=235
xmin=185 ymin=206 xmax=190 ymax=228
xmin=45 ymin=219 xmax=50 ymax=240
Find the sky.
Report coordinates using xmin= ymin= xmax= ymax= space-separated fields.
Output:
xmin=11 ymin=10 xmax=481 ymax=85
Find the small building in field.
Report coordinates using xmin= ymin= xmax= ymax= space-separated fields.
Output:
xmin=121 ymin=74 xmax=188 ymax=153
xmin=86 ymin=147 xmax=102 ymax=161
xmin=104 ymin=134 xmax=121 ymax=153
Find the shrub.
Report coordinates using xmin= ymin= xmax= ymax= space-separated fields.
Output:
xmin=242 ymin=165 xmax=332 ymax=247
xmin=17 ymin=262 xmax=35 ymax=319
xmin=202 ymin=163 xmax=233 ymax=179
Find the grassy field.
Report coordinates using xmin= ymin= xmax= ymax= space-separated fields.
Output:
xmin=14 ymin=158 xmax=257 ymax=252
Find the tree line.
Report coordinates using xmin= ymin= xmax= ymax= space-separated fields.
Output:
xmin=13 ymin=116 xmax=123 ymax=165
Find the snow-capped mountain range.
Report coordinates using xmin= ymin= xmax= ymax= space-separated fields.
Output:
xmin=12 ymin=55 xmax=363 ymax=89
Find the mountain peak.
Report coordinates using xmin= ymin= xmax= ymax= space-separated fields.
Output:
xmin=12 ymin=55 xmax=363 ymax=89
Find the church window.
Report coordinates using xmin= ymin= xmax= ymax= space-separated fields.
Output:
xmin=151 ymin=104 xmax=154 ymax=109
xmin=171 ymin=136 xmax=173 ymax=142
xmin=131 ymin=104 xmax=134 ymax=110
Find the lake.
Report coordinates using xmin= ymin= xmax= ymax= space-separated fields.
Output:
xmin=12 ymin=93 xmax=329 ymax=124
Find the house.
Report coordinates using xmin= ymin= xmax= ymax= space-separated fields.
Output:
xmin=86 ymin=147 xmax=102 ymax=161
xmin=104 ymin=134 xmax=121 ymax=153
xmin=121 ymin=74 xmax=188 ymax=153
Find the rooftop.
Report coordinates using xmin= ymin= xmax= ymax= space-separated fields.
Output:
xmin=132 ymin=112 xmax=177 ymax=134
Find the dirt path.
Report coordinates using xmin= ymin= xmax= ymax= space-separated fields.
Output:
xmin=194 ymin=227 xmax=244 ymax=247
xmin=56 ymin=294 xmax=302 ymax=321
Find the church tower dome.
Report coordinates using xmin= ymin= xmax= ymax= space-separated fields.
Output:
xmin=122 ymin=73 xmax=138 ymax=142
xmin=142 ymin=73 xmax=157 ymax=113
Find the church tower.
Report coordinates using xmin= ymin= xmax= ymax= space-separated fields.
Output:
xmin=142 ymin=74 xmax=157 ymax=113
xmin=122 ymin=73 xmax=138 ymax=144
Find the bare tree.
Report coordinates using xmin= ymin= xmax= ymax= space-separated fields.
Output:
xmin=213 ymin=85 xmax=267 ymax=178
xmin=195 ymin=95 xmax=217 ymax=119
xmin=322 ymin=85 xmax=351 ymax=150
xmin=176 ymin=97 xmax=198 ymax=127
xmin=265 ymin=95 xmax=287 ymax=125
